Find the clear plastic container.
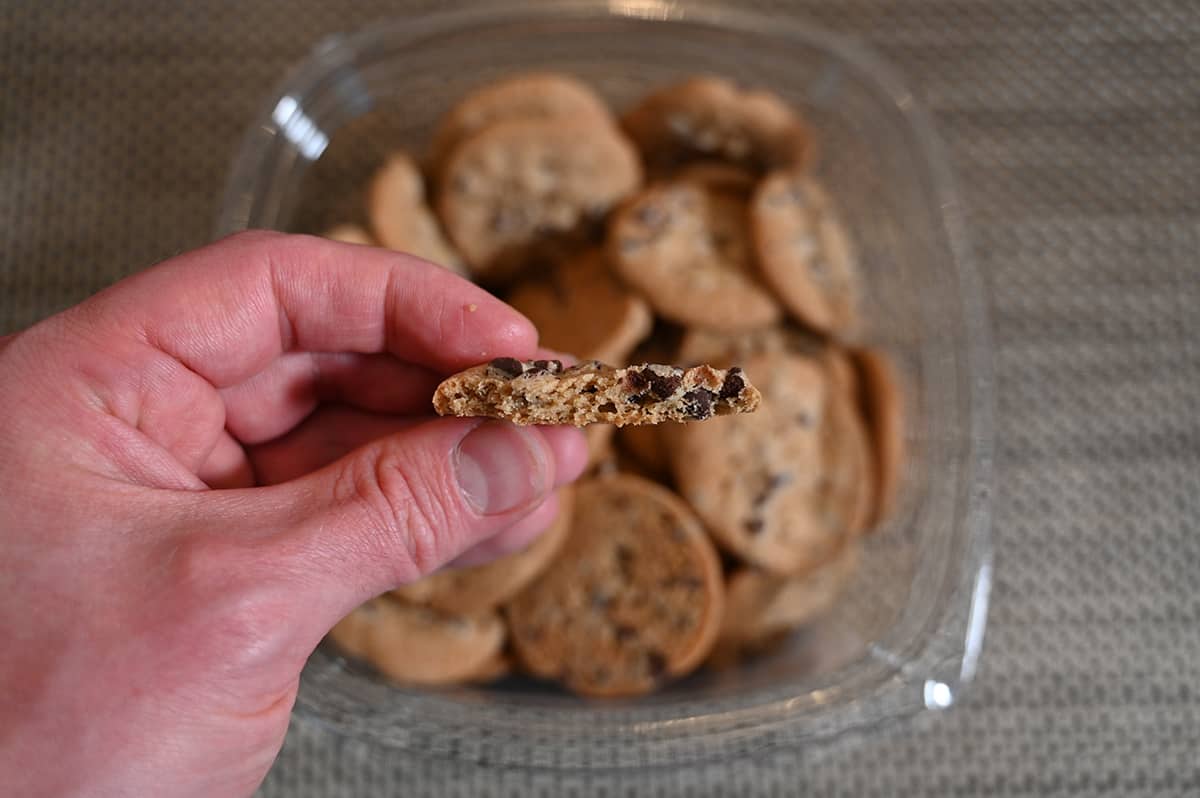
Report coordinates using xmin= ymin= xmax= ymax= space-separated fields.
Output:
xmin=216 ymin=2 xmax=993 ymax=770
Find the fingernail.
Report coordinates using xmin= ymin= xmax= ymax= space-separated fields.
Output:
xmin=454 ymin=421 xmax=551 ymax=515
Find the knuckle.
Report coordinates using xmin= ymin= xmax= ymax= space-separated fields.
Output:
xmin=336 ymin=442 xmax=465 ymax=581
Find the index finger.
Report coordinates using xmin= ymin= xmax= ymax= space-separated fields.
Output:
xmin=83 ymin=230 xmax=537 ymax=388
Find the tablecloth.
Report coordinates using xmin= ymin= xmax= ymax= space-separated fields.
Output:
xmin=3 ymin=1 xmax=1198 ymax=795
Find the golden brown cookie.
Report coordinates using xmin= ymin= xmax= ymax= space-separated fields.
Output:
xmin=852 ymin=347 xmax=906 ymax=528
xmin=621 ymin=76 xmax=812 ymax=173
xmin=506 ymin=475 xmax=724 ymax=697
xmin=321 ymin=223 xmax=376 ymax=245
xmin=507 ymin=249 xmax=652 ymax=365
xmin=390 ymin=488 xmax=573 ymax=614
xmin=751 ymin=171 xmax=859 ymax=336
xmin=608 ymin=180 xmax=781 ymax=331
xmin=427 ymin=72 xmax=614 ymax=174
xmin=708 ymin=538 xmax=861 ymax=668
xmin=366 ymin=152 xmax=467 ymax=273
xmin=433 ymin=358 xmax=761 ymax=427
xmin=668 ymin=351 xmax=841 ymax=574
xmin=328 ymin=597 xmax=505 ymax=686
xmin=675 ymin=160 xmax=758 ymax=196
xmin=615 ymin=422 xmax=671 ymax=479
xmin=437 ymin=118 xmax=641 ymax=280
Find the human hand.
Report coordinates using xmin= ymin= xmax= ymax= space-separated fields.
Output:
xmin=0 ymin=231 xmax=587 ymax=797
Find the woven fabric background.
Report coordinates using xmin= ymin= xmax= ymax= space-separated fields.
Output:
xmin=4 ymin=1 xmax=1199 ymax=795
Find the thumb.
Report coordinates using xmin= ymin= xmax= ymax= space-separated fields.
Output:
xmin=264 ymin=417 xmax=570 ymax=615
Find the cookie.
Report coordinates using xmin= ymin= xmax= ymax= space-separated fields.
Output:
xmin=390 ymin=487 xmax=573 ymax=614
xmin=428 ymin=72 xmax=614 ymax=173
xmin=852 ymin=347 xmax=905 ymax=528
xmin=507 ymin=249 xmax=653 ymax=365
xmin=751 ymin=171 xmax=859 ymax=336
xmin=667 ymin=351 xmax=839 ymax=574
xmin=505 ymin=474 xmax=724 ymax=697
xmin=366 ymin=153 xmax=467 ymax=274
xmin=321 ymin=224 xmax=376 ymax=246
xmin=616 ymin=423 xmax=671 ymax=479
xmin=433 ymin=358 xmax=761 ymax=426
xmin=708 ymin=539 xmax=861 ymax=668
xmin=675 ymin=323 xmax=828 ymax=368
xmin=437 ymin=118 xmax=642 ymax=280
xmin=675 ymin=160 xmax=758 ymax=196
xmin=818 ymin=350 xmax=876 ymax=541
xmin=621 ymin=76 xmax=812 ymax=173
xmin=463 ymin=651 xmax=513 ymax=684
xmin=328 ymin=597 xmax=505 ymax=685
xmin=608 ymin=180 xmax=781 ymax=331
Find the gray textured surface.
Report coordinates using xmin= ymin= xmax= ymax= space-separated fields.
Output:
xmin=3 ymin=1 xmax=1200 ymax=795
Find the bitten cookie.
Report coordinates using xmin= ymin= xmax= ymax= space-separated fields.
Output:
xmin=708 ymin=538 xmax=861 ymax=668
xmin=427 ymin=72 xmax=614 ymax=173
xmin=366 ymin=152 xmax=467 ymax=273
xmin=390 ymin=488 xmax=573 ymax=614
xmin=667 ymin=351 xmax=838 ymax=574
xmin=608 ymin=180 xmax=781 ymax=331
xmin=507 ymin=249 xmax=652 ymax=365
xmin=621 ymin=76 xmax=812 ymax=173
xmin=437 ymin=118 xmax=642 ymax=280
xmin=328 ymin=597 xmax=505 ymax=685
xmin=751 ymin=171 xmax=859 ymax=336
xmin=433 ymin=358 xmax=760 ymax=426
xmin=505 ymin=474 xmax=724 ymax=697
xmin=852 ymin=347 xmax=905 ymax=528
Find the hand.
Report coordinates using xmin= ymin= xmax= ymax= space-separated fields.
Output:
xmin=0 ymin=231 xmax=587 ymax=797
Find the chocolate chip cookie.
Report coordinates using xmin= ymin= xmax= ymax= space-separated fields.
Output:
xmin=328 ymin=597 xmax=505 ymax=686
xmin=321 ymin=223 xmax=376 ymax=246
xmin=366 ymin=152 xmax=467 ymax=273
xmin=390 ymin=487 xmax=573 ymax=614
xmin=667 ymin=351 xmax=837 ymax=574
xmin=608 ymin=180 xmax=781 ymax=331
xmin=505 ymin=474 xmax=724 ymax=697
xmin=507 ymin=249 xmax=652 ymax=365
xmin=852 ymin=347 xmax=905 ymax=529
xmin=433 ymin=358 xmax=760 ymax=426
xmin=708 ymin=538 xmax=861 ymax=667
xmin=437 ymin=118 xmax=642 ymax=280
xmin=751 ymin=171 xmax=859 ymax=336
xmin=427 ymin=72 xmax=613 ymax=174
xmin=621 ymin=76 xmax=812 ymax=174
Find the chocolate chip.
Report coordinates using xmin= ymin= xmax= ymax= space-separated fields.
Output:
xmin=681 ymin=388 xmax=716 ymax=419
xmin=614 ymin=625 xmax=637 ymax=643
xmin=589 ymin=589 xmax=613 ymax=610
xmin=620 ymin=236 xmax=646 ymax=253
xmin=488 ymin=357 xmax=524 ymax=378
xmin=615 ymin=543 xmax=635 ymax=580
xmin=581 ymin=384 xmax=598 ymax=394
xmin=795 ymin=411 xmax=813 ymax=427
xmin=625 ymin=369 xmax=651 ymax=393
xmin=645 ymin=650 xmax=668 ymax=679
xmin=718 ymin=367 xmax=745 ymax=401
xmin=744 ymin=518 xmax=765 ymax=535
xmin=645 ymin=369 xmax=682 ymax=399
xmin=526 ymin=358 xmax=563 ymax=376
xmin=633 ymin=202 xmax=667 ymax=228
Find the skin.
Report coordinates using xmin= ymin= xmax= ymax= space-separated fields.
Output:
xmin=0 ymin=231 xmax=587 ymax=797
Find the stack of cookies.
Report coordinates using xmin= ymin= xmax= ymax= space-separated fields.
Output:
xmin=322 ymin=73 xmax=906 ymax=698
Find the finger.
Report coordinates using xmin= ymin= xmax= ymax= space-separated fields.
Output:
xmin=197 ymin=430 xmax=256 ymax=489
xmin=254 ymin=418 xmax=565 ymax=618
xmin=76 ymin=230 xmax=539 ymax=390
xmin=247 ymin=406 xmax=422 ymax=485
xmin=219 ymin=352 xmax=440 ymax=445
xmin=533 ymin=425 xmax=589 ymax=489
xmin=446 ymin=492 xmax=564 ymax=568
